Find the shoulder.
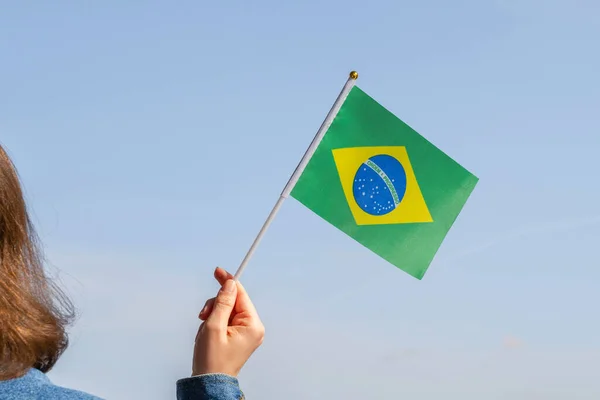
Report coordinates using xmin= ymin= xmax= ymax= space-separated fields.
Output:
xmin=0 ymin=369 xmax=102 ymax=400
xmin=36 ymin=384 xmax=102 ymax=400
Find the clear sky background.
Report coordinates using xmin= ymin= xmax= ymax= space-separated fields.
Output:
xmin=1 ymin=1 xmax=599 ymax=399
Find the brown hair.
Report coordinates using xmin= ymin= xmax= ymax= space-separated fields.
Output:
xmin=0 ymin=144 xmax=74 ymax=380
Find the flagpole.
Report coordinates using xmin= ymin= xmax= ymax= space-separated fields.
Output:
xmin=233 ymin=71 xmax=359 ymax=280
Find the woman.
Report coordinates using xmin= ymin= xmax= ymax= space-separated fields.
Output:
xmin=0 ymin=144 xmax=264 ymax=400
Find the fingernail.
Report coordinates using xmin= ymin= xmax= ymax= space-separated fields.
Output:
xmin=200 ymin=305 xmax=207 ymax=315
xmin=222 ymin=279 xmax=235 ymax=293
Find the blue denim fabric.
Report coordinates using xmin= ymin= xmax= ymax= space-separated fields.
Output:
xmin=0 ymin=369 xmax=102 ymax=400
xmin=177 ymin=374 xmax=244 ymax=400
xmin=0 ymin=369 xmax=244 ymax=400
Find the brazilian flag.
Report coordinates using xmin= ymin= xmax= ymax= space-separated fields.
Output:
xmin=291 ymin=86 xmax=478 ymax=279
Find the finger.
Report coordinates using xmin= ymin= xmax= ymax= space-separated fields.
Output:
xmin=214 ymin=267 xmax=258 ymax=319
xmin=206 ymin=279 xmax=237 ymax=328
xmin=198 ymin=297 xmax=215 ymax=320
xmin=214 ymin=267 xmax=233 ymax=286
xmin=233 ymin=280 xmax=259 ymax=318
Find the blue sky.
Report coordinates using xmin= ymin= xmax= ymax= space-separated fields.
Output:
xmin=1 ymin=1 xmax=599 ymax=398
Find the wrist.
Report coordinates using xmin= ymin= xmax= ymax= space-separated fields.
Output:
xmin=192 ymin=367 xmax=239 ymax=377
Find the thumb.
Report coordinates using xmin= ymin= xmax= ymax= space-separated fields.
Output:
xmin=207 ymin=279 xmax=237 ymax=327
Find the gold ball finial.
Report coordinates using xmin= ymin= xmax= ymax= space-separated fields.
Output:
xmin=349 ymin=71 xmax=359 ymax=80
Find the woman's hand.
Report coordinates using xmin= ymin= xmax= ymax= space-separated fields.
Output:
xmin=192 ymin=267 xmax=265 ymax=377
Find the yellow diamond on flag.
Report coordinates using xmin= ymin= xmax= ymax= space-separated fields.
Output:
xmin=331 ymin=146 xmax=433 ymax=226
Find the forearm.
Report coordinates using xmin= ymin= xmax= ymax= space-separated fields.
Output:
xmin=176 ymin=374 xmax=244 ymax=400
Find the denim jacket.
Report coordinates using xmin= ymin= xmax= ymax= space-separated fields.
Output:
xmin=0 ymin=369 xmax=244 ymax=400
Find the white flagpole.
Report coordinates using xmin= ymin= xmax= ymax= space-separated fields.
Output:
xmin=233 ymin=71 xmax=359 ymax=280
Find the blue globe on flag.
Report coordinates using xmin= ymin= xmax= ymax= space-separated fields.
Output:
xmin=352 ymin=154 xmax=407 ymax=216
